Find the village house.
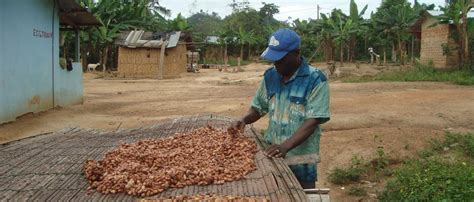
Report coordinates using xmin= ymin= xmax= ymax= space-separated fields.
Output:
xmin=115 ymin=31 xmax=194 ymax=79
xmin=413 ymin=10 xmax=474 ymax=68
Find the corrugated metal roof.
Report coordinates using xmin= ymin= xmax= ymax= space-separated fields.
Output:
xmin=427 ymin=10 xmax=474 ymax=18
xmin=116 ymin=31 xmax=185 ymax=49
xmin=427 ymin=10 xmax=443 ymax=17
xmin=206 ymin=36 xmax=220 ymax=44
xmin=166 ymin=31 xmax=181 ymax=48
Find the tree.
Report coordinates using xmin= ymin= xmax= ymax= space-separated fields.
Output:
xmin=328 ymin=12 xmax=355 ymax=67
xmin=373 ymin=0 xmax=419 ymax=65
xmin=348 ymin=0 xmax=368 ymax=62
xmin=223 ymin=4 xmax=263 ymax=60
xmin=168 ymin=13 xmax=191 ymax=31
xmin=229 ymin=0 xmax=251 ymax=13
xmin=259 ymin=2 xmax=279 ymax=24
xmin=237 ymin=27 xmax=256 ymax=60
xmin=438 ymin=0 xmax=473 ymax=68
xmin=78 ymin=0 xmax=169 ymax=72
xmin=187 ymin=11 xmax=223 ymax=42
xmin=315 ymin=14 xmax=337 ymax=62
xmin=293 ymin=19 xmax=319 ymax=60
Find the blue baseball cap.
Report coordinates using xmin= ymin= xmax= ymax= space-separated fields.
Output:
xmin=260 ymin=28 xmax=301 ymax=62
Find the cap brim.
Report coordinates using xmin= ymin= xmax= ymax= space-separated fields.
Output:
xmin=260 ymin=47 xmax=288 ymax=62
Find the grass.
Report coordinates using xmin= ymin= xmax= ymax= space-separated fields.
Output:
xmin=328 ymin=133 xmax=474 ymax=200
xmin=328 ymin=155 xmax=368 ymax=185
xmin=379 ymin=133 xmax=474 ymax=201
xmin=328 ymin=147 xmax=395 ymax=185
xmin=379 ymin=159 xmax=474 ymax=201
xmin=344 ymin=62 xmax=474 ymax=85
xmin=328 ymin=167 xmax=367 ymax=185
xmin=348 ymin=186 xmax=368 ymax=196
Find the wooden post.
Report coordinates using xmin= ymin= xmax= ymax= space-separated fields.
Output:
xmin=159 ymin=41 xmax=168 ymax=79
xmin=224 ymin=43 xmax=228 ymax=66
xmin=74 ymin=29 xmax=80 ymax=62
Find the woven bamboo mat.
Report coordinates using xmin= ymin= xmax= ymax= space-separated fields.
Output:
xmin=0 ymin=114 xmax=309 ymax=201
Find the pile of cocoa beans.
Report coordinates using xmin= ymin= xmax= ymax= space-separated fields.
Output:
xmin=84 ymin=126 xmax=257 ymax=197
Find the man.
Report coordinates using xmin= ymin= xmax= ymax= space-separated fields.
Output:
xmin=229 ymin=28 xmax=330 ymax=189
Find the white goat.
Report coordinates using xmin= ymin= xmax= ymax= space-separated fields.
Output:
xmin=87 ymin=63 xmax=100 ymax=72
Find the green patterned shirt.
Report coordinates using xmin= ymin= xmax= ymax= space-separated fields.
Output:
xmin=251 ymin=60 xmax=330 ymax=157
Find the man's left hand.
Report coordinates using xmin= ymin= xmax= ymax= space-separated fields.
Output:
xmin=264 ymin=144 xmax=290 ymax=158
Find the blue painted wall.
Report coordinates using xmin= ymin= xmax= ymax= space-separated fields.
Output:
xmin=54 ymin=62 xmax=83 ymax=107
xmin=0 ymin=0 xmax=83 ymax=124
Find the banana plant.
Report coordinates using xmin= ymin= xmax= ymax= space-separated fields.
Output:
xmin=238 ymin=27 xmax=256 ymax=60
xmin=374 ymin=1 xmax=418 ymax=65
xmin=437 ymin=0 xmax=473 ymax=68
xmin=348 ymin=0 xmax=368 ymax=62
xmin=329 ymin=12 xmax=355 ymax=67
xmin=168 ymin=13 xmax=191 ymax=31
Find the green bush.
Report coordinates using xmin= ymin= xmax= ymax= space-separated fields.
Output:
xmin=379 ymin=133 xmax=474 ymax=201
xmin=328 ymin=155 xmax=368 ymax=185
xmin=374 ymin=147 xmax=390 ymax=171
xmin=427 ymin=133 xmax=474 ymax=158
xmin=328 ymin=167 xmax=366 ymax=185
xmin=379 ymin=159 xmax=474 ymax=201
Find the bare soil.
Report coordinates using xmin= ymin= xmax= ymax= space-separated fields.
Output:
xmin=1 ymin=62 xmax=473 ymax=201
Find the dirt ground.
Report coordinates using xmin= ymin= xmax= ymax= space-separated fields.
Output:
xmin=1 ymin=62 xmax=474 ymax=201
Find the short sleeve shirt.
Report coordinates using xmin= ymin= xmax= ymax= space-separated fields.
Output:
xmin=251 ymin=60 xmax=330 ymax=157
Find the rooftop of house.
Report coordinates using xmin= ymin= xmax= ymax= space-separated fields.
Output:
xmin=426 ymin=10 xmax=474 ymax=18
xmin=411 ymin=9 xmax=474 ymax=33
xmin=115 ymin=30 xmax=194 ymax=49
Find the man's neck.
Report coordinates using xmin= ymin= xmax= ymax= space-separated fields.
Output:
xmin=282 ymin=59 xmax=302 ymax=82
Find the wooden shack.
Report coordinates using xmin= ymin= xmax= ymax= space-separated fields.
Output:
xmin=116 ymin=31 xmax=193 ymax=79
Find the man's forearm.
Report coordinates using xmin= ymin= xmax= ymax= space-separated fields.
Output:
xmin=241 ymin=107 xmax=262 ymax=125
xmin=281 ymin=118 xmax=321 ymax=150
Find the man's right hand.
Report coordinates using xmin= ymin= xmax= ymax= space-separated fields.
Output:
xmin=228 ymin=107 xmax=262 ymax=136
xmin=228 ymin=119 xmax=245 ymax=135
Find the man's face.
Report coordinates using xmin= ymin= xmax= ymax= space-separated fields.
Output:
xmin=274 ymin=51 xmax=298 ymax=77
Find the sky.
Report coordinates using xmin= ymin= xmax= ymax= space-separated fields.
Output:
xmin=160 ymin=0 xmax=447 ymax=22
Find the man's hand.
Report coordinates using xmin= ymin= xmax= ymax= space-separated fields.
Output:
xmin=264 ymin=144 xmax=290 ymax=158
xmin=228 ymin=107 xmax=262 ymax=136
xmin=228 ymin=119 xmax=245 ymax=135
